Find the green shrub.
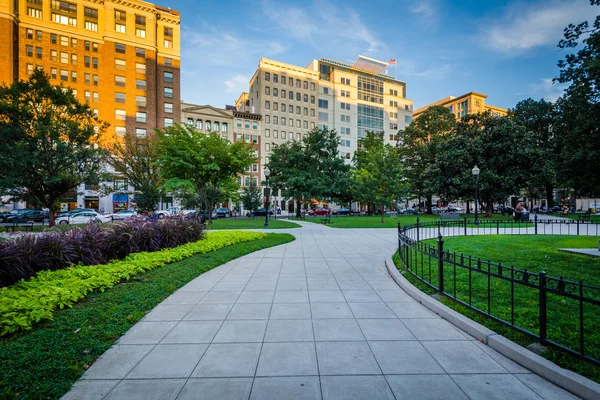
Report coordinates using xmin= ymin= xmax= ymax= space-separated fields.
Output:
xmin=0 ymin=231 xmax=266 ymax=335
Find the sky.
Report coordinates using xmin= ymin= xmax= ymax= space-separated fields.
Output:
xmin=156 ymin=0 xmax=597 ymax=110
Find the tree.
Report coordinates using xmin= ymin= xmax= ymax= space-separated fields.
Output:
xmin=267 ymin=127 xmax=351 ymax=217
xmin=435 ymin=112 xmax=541 ymax=217
xmin=155 ymin=124 xmax=255 ymax=224
xmin=0 ymin=69 xmax=107 ymax=226
xmin=398 ymin=105 xmax=456 ymax=213
xmin=553 ymin=0 xmax=600 ymax=197
xmin=106 ymin=131 xmax=163 ymax=212
xmin=240 ymin=180 xmax=263 ymax=216
xmin=509 ymin=99 xmax=559 ymax=207
xmin=352 ymin=131 xmax=407 ymax=223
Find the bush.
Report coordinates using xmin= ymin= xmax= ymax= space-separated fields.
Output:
xmin=0 ymin=231 xmax=268 ymax=335
xmin=0 ymin=218 xmax=204 ymax=288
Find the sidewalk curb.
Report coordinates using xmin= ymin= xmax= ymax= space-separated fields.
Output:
xmin=385 ymin=255 xmax=600 ymax=400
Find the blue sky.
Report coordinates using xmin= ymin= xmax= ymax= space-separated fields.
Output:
xmin=157 ymin=0 xmax=596 ymax=110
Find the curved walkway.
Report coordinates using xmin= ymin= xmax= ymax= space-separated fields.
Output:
xmin=63 ymin=222 xmax=579 ymax=400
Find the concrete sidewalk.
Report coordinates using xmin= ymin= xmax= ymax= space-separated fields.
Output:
xmin=63 ymin=224 xmax=578 ymax=400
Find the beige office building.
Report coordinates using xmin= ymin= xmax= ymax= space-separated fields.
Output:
xmin=413 ymin=92 xmax=507 ymax=119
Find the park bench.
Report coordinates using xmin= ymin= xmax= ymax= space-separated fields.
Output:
xmin=320 ymin=214 xmax=331 ymax=224
xmin=576 ymin=212 xmax=591 ymax=222
xmin=0 ymin=217 xmax=34 ymax=232
xmin=439 ymin=213 xmax=460 ymax=220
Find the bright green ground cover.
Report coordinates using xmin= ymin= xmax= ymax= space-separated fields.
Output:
xmin=395 ymin=235 xmax=600 ymax=383
xmin=0 ymin=232 xmax=294 ymax=400
xmin=207 ymin=218 xmax=301 ymax=230
xmin=302 ymin=213 xmax=520 ymax=228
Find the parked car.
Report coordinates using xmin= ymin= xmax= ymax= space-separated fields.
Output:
xmin=247 ymin=208 xmax=274 ymax=217
xmin=333 ymin=208 xmax=353 ymax=215
xmin=0 ymin=209 xmax=30 ymax=222
xmin=155 ymin=207 xmax=196 ymax=218
xmin=215 ymin=208 xmax=231 ymax=218
xmin=56 ymin=208 xmax=98 ymax=218
xmin=445 ymin=206 xmax=463 ymax=213
xmin=494 ymin=205 xmax=514 ymax=215
xmin=55 ymin=211 xmax=112 ymax=225
xmin=110 ymin=209 xmax=138 ymax=221
xmin=399 ymin=208 xmax=417 ymax=215
xmin=309 ymin=208 xmax=330 ymax=216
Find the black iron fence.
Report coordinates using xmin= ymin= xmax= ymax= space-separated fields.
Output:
xmin=397 ymin=217 xmax=600 ymax=366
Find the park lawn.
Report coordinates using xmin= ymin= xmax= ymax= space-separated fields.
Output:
xmin=303 ymin=213 xmax=518 ymax=228
xmin=395 ymin=235 xmax=600 ymax=383
xmin=549 ymin=213 xmax=600 ymax=222
xmin=206 ymin=217 xmax=301 ymax=229
xmin=0 ymin=233 xmax=295 ymax=400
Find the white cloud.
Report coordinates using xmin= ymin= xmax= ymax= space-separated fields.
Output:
xmin=483 ymin=0 xmax=593 ymax=54
xmin=527 ymin=78 xmax=567 ymax=102
xmin=263 ymin=0 xmax=384 ymax=54
xmin=224 ymin=75 xmax=250 ymax=93
xmin=411 ymin=3 xmax=434 ymax=18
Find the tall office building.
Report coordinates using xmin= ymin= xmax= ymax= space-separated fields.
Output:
xmin=413 ymin=92 xmax=507 ymax=119
xmin=0 ymin=0 xmax=181 ymax=146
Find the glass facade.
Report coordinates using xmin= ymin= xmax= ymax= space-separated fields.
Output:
xmin=357 ymin=104 xmax=383 ymax=138
xmin=357 ymin=76 xmax=383 ymax=104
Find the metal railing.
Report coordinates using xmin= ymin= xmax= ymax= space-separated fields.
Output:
xmin=397 ymin=216 xmax=600 ymax=366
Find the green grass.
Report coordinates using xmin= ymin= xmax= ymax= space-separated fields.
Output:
xmin=206 ymin=217 xmax=301 ymax=229
xmin=0 ymin=233 xmax=294 ymax=400
xmin=301 ymin=213 xmax=521 ymax=228
xmin=394 ymin=235 xmax=600 ymax=383
xmin=549 ymin=213 xmax=600 ymax=222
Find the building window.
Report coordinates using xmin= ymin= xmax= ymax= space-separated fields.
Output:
xmin=84 ymin=56 xmax=90 ymax=67
xmin=136 ymin=96 xmax=147 ymax=107
xmin=135 ymin=128 xmax=147 ymax=138
xmin=273 ymin=130 xmax=278 ymax=138
xmin=85 ymin=21 xmax=98 ymax=31
xmin=115 ymin=127 xmax=126 ymax=137
xmin=115 ymin=93 xmax=125 ymax=103
xmin=84 ymin=40 xmax=90 ymax=50
xmin=318 ymin=99 xmax=328 ymax=109
xmin=273 ymin=116 xmax=278 ymax=125
xmin=115 ymin=59 xmax=126 ymax=70
xmin=51 ymin=68 xmax=57 ymax=79
xmin=265 ymin=129 xmax=270 ymax=137
xmin=35 ymin=47 xmax=42 ymax=59
xmin=52 ymin=13 xmax=77 ymax=27
xmin=296 ymin=92 xmax=301 ymax=101
xmin=92 ymin=58 xmax=98 ymax=69
xmin=389 ymin=100 xmax=398 ymax=107
xmin=273 ymin=88 xmax=278 ymax=97
xmin=296 ymin=80 xmax=301 ymax=88
xmin=115 ymin=109 xmax=126 ymax=120
xmin=221 ymin=123 xmax=228 ymax=133
xmin=281 ymin=117 xmax=286 ymax=126
xmin=296 ymin=106 xmax=301 ymax=114
xmin=341 ymin=102 xmax=351 ymax=110
xmin=245 ymin=120 xmax=250 ymax=128
xmin=273 ymin=102 xmax=278 ymax=111
xmin=236 ymin=119 xmax=242 ymax=128
xmin=115 ymin=9 xmax=126 ymax=33
xmin=136 ymin=79 xmax=146 ymax=90
xmin=265 ymin=72 xmax=270 ymax=81
xmin=164 ymin=103 xmax=173 ymax=113
xmin=265 ymin=101 xmax=270 ymax=110
xmin=84 ymin=91 xmax=91 ymax=102
xmin=252 ymin=121 xmax=258 ymax=130
xmin=311 ymin=109 xmax=316 ymax=117
xmin=26 ymin=28 xmax=33 ymax=39
xmin=71 ymin=53 xmax=77 ymax=65
xmin=26 ymin=64 xmax=34 ymax=76
xmin=265 ymin=86 xmax=270 ymax=95
xmin=60 ymin=52 xmax=68 ymax=63
xmin=213 ymin=122 xmax=220 ymax=131
xmin=164 ymin=39 xmax=172 ymax=48
xmin=28 ymin=7 xmax=42 ymax=19
xmin=318 ymin=112 xmax=328 ymax=122
xmin=26 ymin=45 xmax=33 ymax=57
xmin=164 ymin=87 xmax=173 ymax=98
xmin=164 ymin=57 xmax=172 ymax=67
xmin=405 ymin=115 xmax=412 ymax=124
xmin=115 ymin=76 xmax=126 ymax=87
xmin=196 ymin=119 xmax=203 ymax=129
xmin=49 ymin=50 xmax=57 ymax=62
xmin=136 ymin=112 xmax=146 ymax=123
xmin=84 ymin=74 xmax=90 ymax=85
xmin=115 ymin=43 xmax=126 ymax=54
xmin=71 ymin=71 xmax=77 ymax=83
xmin=204 ymin=121 xmax=210 ymax=130
xmin=92 ymin=42 xmax=98 ymax=52
xmin=136 ymin=63 xmax=146 ymax=74
xmin=341 ymin=77 xmax=350 ymax=85
xmin=92 ymin=92 xmax=98 ymax=103
xmin=136 ymin=47 xmax=146 ymax=58
xmin=93 ymin=75 xmax=98 ymax=86
xmin=273 ymin=74 xmax=278 ymax=83
xmin=164 ymin=71 xmax=173 ymax=83
xmin=135 ymin=15 xmax=146 ymax=38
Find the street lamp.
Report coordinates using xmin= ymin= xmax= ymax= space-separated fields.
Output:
xmin=264 ymin=167 xmax=270 ymax=227
xmin=472 ymin=165 xmax=480 ymax=225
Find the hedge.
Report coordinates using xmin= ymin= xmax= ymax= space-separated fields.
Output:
xmin=0 ymin=231 xmax=267 ymax=335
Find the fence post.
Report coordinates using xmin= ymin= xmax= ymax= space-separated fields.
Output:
xmin=534 ymin=214 xmax=538 ymax=235
xmin=539 ymin=271 xmax=547 ymax=344
xmin=437 ymin=233 xmax=444 ymax=294
xmin=416 ymin=217 xmax=420 ymax=242
xmin=397 ymin=222 xmax=402 ymax=258
xmin=497 ymin=219 xmax=500 ymax=235
xmin=464 ymin=217 xmax=467 ymax=236
xmin=577 ymin=218 xmax=580 ymax=236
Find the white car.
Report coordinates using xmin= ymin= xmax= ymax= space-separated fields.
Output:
xmin=110 ymin=210 xmax=138 ymax=221
xmin=155 ymin=207 xmax=196 ymax=218
xmin=56 ymin=211 xmax=112 ymax=225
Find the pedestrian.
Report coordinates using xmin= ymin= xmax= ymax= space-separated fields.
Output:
xmin=514 ymin=202 xmax=524 ymax=221
xmin=563 ymin=204 xmax=569 ymax=216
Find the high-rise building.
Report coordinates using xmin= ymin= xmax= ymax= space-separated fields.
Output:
xmin=413 ymin=92 xmax=507 ymax=119
xmin=0 ymin=0 xmax=181 ymax=146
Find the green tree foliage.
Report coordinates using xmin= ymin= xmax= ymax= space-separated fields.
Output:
xmin=267 ymin=127 xmax=350 ymax=217
xmin=554 ymin=0 xmax=600 ymax=196
xmin=398 ymin=105 xmax=456 ymax=213
xmin=509 ymin=99 xmax=559 ymax=207
xmin=352 ymin=131 xmax=407 ymax=223
xmin=155 ymin=124 xmax=255 ymax=224
xmin=0 ymin=69 xmax=107 ymax=225
xmin=106 ymin=132 xmax=163 ymax=212
xmin=435 ymin=112 xmax=541 ymax=216
xmin=240 ymin=180 xmax=263 ymax=215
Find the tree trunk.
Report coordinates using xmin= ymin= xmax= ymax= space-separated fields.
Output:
xmin=466 ymin=201 xmax=471 ymax=214
xmin=296 ymin=200 xmax=301 ymax=218
xmin=485 ymin=200 xmax=493 ymax=218
xmin=426 ymin=195 xmax=432 ymax=214
xmin=380 ymin=205 xmax=384 ymax=224
xmin=545 ymin=185 xmax=554 ymax=209
xmin=207 ymin=200 xmax=213 ymax=225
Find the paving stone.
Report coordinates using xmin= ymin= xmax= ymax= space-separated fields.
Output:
xmin=177 ymin=378 xmax=253 ymax=400
xmin=126 ymin=344 xmax=207 ymax=378
xmin=264 ymin=319 xmax=314 ymax=342
xmin=227 ymin=303 xmax=272 ymax=320
xmin=279 ymin=273 xmax=308 ymax=282
xmin=161 ymin=291 xmax=208 ymax=305
xmin=117 ymin=321 xmax=177 ymax=345
xmin=83 ymin=345 xmax=153 ymax=379
xmin=183 ymin=304 xmax=233 ymax=321
xmin=387 ymin=302 xmax=438 ymax=318
xmin=376 ymin=289 xmax=416 ymax=303
xmin=274 ymin=290 xmax=310 ymax=303
xmin=213 ymin=320 xmax=268 ymax=343
xmin=142 ymin=304 xmax=194 ymax=321
xmin=257 ymin=342 xmax=318 ymax=376
xmin=192 ymin=343 xmax=261 ymax=377
xmin=342 ymin=290 xmax=382 ymax=303
xmin=369 ymin=341 xmax=444 ymax=374
xmin=336 ymin=280 xmax=372 ymax=290
xmin=277 ymin=280 xmax=308 ymax=291
xmin=451 ymin=374 xmax=543 ymax=400
xmin=212 ymin=281 xmax=248 ymax=291
xmin=250 ymin=377 xmax=321 ymax=400
xmin=245 ymin=281 xmax=278 ymax=291
xmin=316 ymin=341 xmax=381 ymax=375
xmin=356 ymin=319 xmax=416 ymax=341
xmin=473 ymin=341 xmax=530 ymax=373
xmin=61 ymin=379 xmax=119 ymax=400
xmin=423 ymin=341 xmax=507 ymax=374
xmin=321 ymin=376 xmax=395 ymax=400
xmin=103 ymin=379 xmax=185 ymax=400
xmin=160 ymin=320 xmax=222 ymax=344
xmin=386 ymin=374 xmax=469 ymax=400
xmin=348 ymin=302 xmax=396 ymax=319
xmin=236 ymin=290 xmax=275 ymax=304
xmin=514 ymin=374 xmax=580 ymax=400
xmin=179 ymin=280 xmax=217 ymax=292
xmin=313 ymin=319 xmax=364 ymax=341
xmin=270 ymin=303 xmax=312 ymax=319
xmin=309 ymin=290 xmax=346 ymax=303
xmin=307 ymin=280 xmax=340 ymax=290
xmin=402 ymin=318 xmax=468 ymax=340
xmin=310 ymin=302 xmax=353 ymax=319
xmin=368 ymin=280 xmax=402 ymax=290
xmin=199 ymin=291 xmax=241 ymax=304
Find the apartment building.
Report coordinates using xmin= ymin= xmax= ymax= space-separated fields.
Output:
xmin=0 ymin=0 xmax=181 ymax=147
xmin=413 ymin=92 xmax=507 ymax=119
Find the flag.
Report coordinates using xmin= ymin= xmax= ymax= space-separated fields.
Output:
xmin=389 ymin=59 xmax=396 ymax=65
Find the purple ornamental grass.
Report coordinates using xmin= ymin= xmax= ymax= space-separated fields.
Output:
xmin=0 ymin=218 xmax=204 ymax=288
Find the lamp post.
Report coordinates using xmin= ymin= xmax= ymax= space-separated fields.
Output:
xmin=264 ymin=167 xmax=270 ymax=227
xmin=472 ymin=165 xmax=480 ymax=225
